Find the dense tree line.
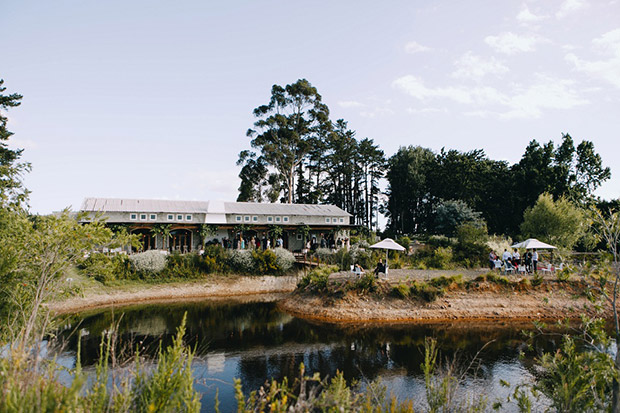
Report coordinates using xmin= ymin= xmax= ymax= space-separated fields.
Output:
xmin=384 ymin=134 xmax=611 ymax=238
xmin=237 ymin=79 xmax=385 ymax=231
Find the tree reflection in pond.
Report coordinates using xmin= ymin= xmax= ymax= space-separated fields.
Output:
xmin=55 ymin=299 xmax=562 ymax=412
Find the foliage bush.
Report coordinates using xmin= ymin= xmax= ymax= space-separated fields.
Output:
xmin=251 ymin=249 xmax=278 ymax=275
xmin=273 ymin=247 xmax=295 ymax=273
xmin=410 ymin=281 xmax=444 ymax=302
xmin=353 ymin=272 xmax=377 ymax=294
xmin=314 ymin=247 xmax=335 ymax=263
xmin=78 ymin=253 xmax=131 ymax=283
xmin=229 ymin=250 xmax=255 ymax=273
xmin=164 ymin=253 xmax=202 ymax=279
xmin=427 ymin=247 xmax=453 ymax=269
xmin=128 ymin=250 xmax=167 ymax=275
xmin=297 ymin=265 xmax=339 ymax=292
xmin=391 ymin=283 xmax=410 ymax=298
xmin=333 ymin=248 xmax=352 ymax=271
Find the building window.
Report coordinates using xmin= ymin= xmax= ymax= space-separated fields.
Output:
xmin=186 ymin=215 xmax=192 ymax=221
xmin=130 ymin=213 xmax=137 ymax=221
xmin=177 ymin=214 xmax=183 ymax=221
xmin=297 ymin=234 xmax=303 ymax=240
xmin=275 ymin=216 xmax=281 ymax=223
xmin=339 ymin=218 xmax=344 ymax=223
xmin=167 ymin=214 xmax=174 ymax=221
xmin=283 ymin=216 xmax=289 ymax=223
xmin=236 ymin=216 xmax=242 ymax=222
xmin=140 ymin=214 xmax=147 ymax=221
xmin=267 ymin=216 xmax=273 ymax=223
xmin=150 ymin=214 xmax=157 ymax=221
xmin=325 ymin=217 xmax=331 ymax=223
xmin=252 ymin=216 xmax=258 ymax=222
xmin=244 ymin=216 xmax=250 ymax=222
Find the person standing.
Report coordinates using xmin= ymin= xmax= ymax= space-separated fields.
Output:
xmin=513 ymin=249 xmax=520 ymax=266
xmin=532 ymin=249 xmax=538 ymax=273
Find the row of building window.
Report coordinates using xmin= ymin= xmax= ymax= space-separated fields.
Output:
xmin=233 ymin=215 xmax=345 ymax=224
xmin=129 ymin=213 xmax=193 ymax=222
xmin=235 ymin=215 xmax=290 ymax=223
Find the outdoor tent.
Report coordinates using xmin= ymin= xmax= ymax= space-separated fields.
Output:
xmin=369 ymin=238 xmax=406 ymax=275
xmin=510 ymin=238 xmax=557 ymax=249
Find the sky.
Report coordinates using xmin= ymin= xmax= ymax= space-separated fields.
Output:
xmin=2 ymin=0 xmax=620 ymax=218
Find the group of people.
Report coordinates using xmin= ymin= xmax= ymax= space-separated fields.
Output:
xmin=489 ymin=248 xmax=539 ymax=273
xmin=212 ymin=235 xmax=284 ymax=251
xmin=351 ymin=259 xmax=387 ymax=278
xmin=305 ymin=234 xmax=350 ymax=252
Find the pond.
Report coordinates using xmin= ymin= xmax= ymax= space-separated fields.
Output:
xmin=54 ymin=296 xmax=561 ymax=412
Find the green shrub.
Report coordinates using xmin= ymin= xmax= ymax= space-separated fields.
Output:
xmin=129 ymin=250 xmax=166 ymax=275
xmin=274 ymin=247 xmax=296 ymax=273
xmin=78 ymin=253 xmax=131 ymax=283
xmin=426 ymin=235 xmax=455 ymax=248
xmin=202 ymin=244 xmax=229 ymax=273
xmin=297 ymin=265 xmax=338 ymax=292
xmin=410 ymin=281 xmax=444 ymax=302
xmin=428 ymin=275 xmax=463 ymax=288
xmin=314 ymin=248 xmax=335 ymax=263
xmin=556 ymin=267 xmax=571 ymax=282
xmin=333 ymin=248 xmax=352 ymax=271
xmin=251 ymin=249 xmax=278 ymax=275
xmin=229 ymin=250 xmax=254 ymax=273
xmin=485 ymin=272 xmax=511 ymax=286
xmin=531 ymin=273 xmax=544 ymax=287
xmin=391 ymin=283 xmax=410 ymax=298
xmin=427 ymin=247 xmax=453 ymax=269
xmin=353 ymin=272 xmax=377 ymax=294
xmin=164 ymin=253 xmax=202 ymax=279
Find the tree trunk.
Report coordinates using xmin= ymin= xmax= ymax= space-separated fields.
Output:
xmin=614 ymin=344 xmax=620 ymax=413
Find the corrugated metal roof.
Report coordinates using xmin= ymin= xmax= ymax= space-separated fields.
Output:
xmin=223 ymin=202 xmax=351 ymax=216
xmin=80 ymin=198 xmax=352 ymax=217
xmin=80 ymin=198 xmax=210 ymax=213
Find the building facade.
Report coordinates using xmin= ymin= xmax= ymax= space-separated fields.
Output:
xmin=79 ymin=198 xmax=351 ymax=253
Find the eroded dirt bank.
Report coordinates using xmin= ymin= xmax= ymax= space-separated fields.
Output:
xmin=279 ymin=273 xmax=603 ymax=324
xmin=49 ymin=275 xmax=298 ymax=315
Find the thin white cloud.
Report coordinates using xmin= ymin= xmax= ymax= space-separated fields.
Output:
xmin=452 ymin=52 xmax=509 ymax=80
xmin=485 ymin=32 xmax=549 ymax=55
xmin=566 ymin=28 xmax=620 ymax=89
xmin=500 ymin=75 xmax=589 ymax=119
xmin=393 ymin=75 xmax=507 ymax=105
xmin=404 ymin=41 xmax=430 ymax=54
xmin=393 ymin=73 xmax=588 ymax=119
xmin=556 ymin=0 xmax=589 ymax=18
xmin=406 ymin=107 xmax=449 ymax=115
xmin=360 ymin=106 xmax=394 ymax=118
xmin=338 ymin=100 xmax=365 ymax=108
xmin=516 ymin=4 xmax=547 ymax=25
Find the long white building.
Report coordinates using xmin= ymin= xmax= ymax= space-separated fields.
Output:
xmin=80 ymin=197 xmax=351 ymax=252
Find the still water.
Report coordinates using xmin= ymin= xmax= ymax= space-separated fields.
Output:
xmin=55 ymin=297 xmax=559 ymax=412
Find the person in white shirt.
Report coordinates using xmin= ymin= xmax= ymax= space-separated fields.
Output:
xmin=532 ymin=249 xmax=539 ymax=273
xmin=502 ymin=249 xmax=512 ymax=262
xmin=513 ymin=249 xmax=521 ymax=265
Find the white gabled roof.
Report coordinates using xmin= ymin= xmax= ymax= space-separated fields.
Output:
xmin=223 ymin=202 xmax=351 ymax=217
xmin=81 ymin=198 xmax=210 ymax=213
xmin=80 ymin=197 xmax=351 ymax=217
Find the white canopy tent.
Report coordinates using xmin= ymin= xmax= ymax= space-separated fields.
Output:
xmin=369 ymin=238 xmax=406 ymax=275
xmin=510 ymin=238 xmax=557 ymax=250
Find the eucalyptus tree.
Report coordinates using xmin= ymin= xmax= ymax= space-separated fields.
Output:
xmin=385 ymin=146 xmax=436 ymax=235
xmin=239 ymin=79 xmax=330 ymax=204
xmin=0 ymin=79 xmax=30 ymax=209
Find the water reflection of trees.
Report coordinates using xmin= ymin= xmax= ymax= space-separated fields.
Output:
xmin=55 ymin=300 xmax=564 ymax=393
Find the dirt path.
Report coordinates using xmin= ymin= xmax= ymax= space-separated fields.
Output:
xmin=49 ymin=275 xmax=299 ymax=315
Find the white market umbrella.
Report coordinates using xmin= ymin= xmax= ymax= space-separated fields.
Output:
xmin=369 ymin=238 xmax=406 ymax=275
xmin=511 ymin=238 xmax=557 ymax=250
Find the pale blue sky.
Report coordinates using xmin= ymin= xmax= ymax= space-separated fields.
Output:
xmin=2 ymin=0 xmax=619 ymax=216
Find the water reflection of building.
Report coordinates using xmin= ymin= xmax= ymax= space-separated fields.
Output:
xmin=79 ymin=198 xmax=351 ymax=253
